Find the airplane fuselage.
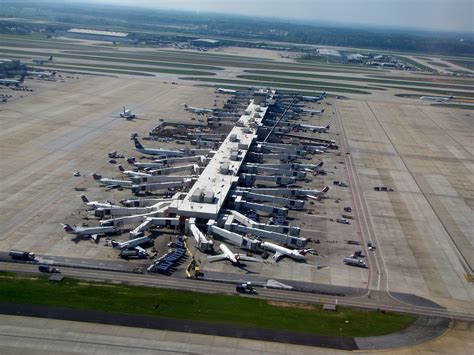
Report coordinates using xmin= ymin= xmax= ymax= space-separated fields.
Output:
xmin=261 ymin=242 xmax=306 ymax=261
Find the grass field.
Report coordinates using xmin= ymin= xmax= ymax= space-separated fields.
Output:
xmin=426 ymin=61 xmax=451 ymax=68
xmin=243 ymin=70 xmax=474 ymax=91
xmin=0 ymin=48 xmax=224 ymax=71
xmin=0 ymin=273 xmax=416 ymax=338
xmin=41 ymin=62 xmax=216 ymax=76
xmin=180 ymin=77 xmax=372 ymax=95
xmin=378 ymin=85 xmax=474 ymax=98
xmin=237 ymin=74 xmax=384 ymax=91
xmin=447 ymin=59 xmax=474 ymax=70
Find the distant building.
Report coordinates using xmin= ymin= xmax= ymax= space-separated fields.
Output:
xmin=191 ymin=38 xmax=221 ymax=48
xmin=65 ymin=28 xmax=133 ymax=43
xmin=0 ymin=59 xmax=28 ymax=77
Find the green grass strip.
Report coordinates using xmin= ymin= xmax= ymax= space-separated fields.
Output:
xmin=181 ymin=77 xmax=371 ymax=94
xmin=0 ymin=273 xmax=415 ymax=338
xmin=243 ymin=70 xmax=474 ymax=91
xmin=0 ymin=48 xmax=223 ymax=71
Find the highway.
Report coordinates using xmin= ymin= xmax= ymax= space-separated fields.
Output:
xmin=1 ymin=261 xmax=473 ymax=322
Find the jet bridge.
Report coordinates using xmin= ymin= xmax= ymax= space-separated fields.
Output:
xmin=132 ymin=179 xmax=193 ymax=194
xmin=239 ymin=173 xmax=295 ymax=187
xmin=132 ymin=175 xmax=194 ymax=184
xmin=129 ymin=217 xmax=180 ymax=238
xmin=187 ymin=218 xmax=214 ymax=252
xmin=232 ymin=195 xmax=288 ymax=217
xmin=242 ymin=164 xmax=306 ymax=179
xmin=241 ymin=187 xmax=326 ymax=197
xmin=228 ymin=210 xmax=300 ymax=236
xmin=208 ymin=224 xmax=259 ymax=251
xmin=151 ymin=164 xmax=198 ymax=176
xmin=231 ymin=224 xmax=307 ymax=248
xmin=233 ymin=191 xmax=304 ymax=209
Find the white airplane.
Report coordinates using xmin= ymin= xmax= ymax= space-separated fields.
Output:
xmin=301 ymin=92 xmax=326 ymax=102
xmin=184 ymin=104 xmax=214 ymax=114
xmin=207 ymin=243 xmax=259 ymax=265
xmin=0 ymin=75 xmax=25 ymax=87
xmin=92 ymin=173 xmax=132 ymax=189
xmin=32 ymin=55 xmax=53 ymax=65
xmin=80 ymin=194 xmax=117 ymax=209
xmin=110 ymin=236 xmax=153 ymax=250
xmin=118 ymin=165 xmax=151 ymax=177
xmin=120 ymin=106 xmax=136 ymax=119
xmin=305 ymin=186 xmax=330 ymax=200
xmin=261 ymin=242 xmax=313 ymax=262
xmin=302 ymin=108 xmax=325 ymax=115
xmin=419 ymin=95 xmax=453 ymax=103
xmin=133 ymin=138 xmax=186 ymax=157
xmin=299 ymin=123 xmax=330 ymax=133
xmin=61 ymin=223 xmax=118 ymax=241
xmin=27 ymin=70 xmax=56 ymax=78
xmin=216 ymin=88 xmax=237 ymax=94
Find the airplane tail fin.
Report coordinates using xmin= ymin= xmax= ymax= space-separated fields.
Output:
xmin=317 ymin=161 xmax=324 ymax=167
xmin=322 ymin=186 xmax=330 ymax=193
xmin=325 ymin=124 xmax=330 ymax=130
xmin=322 ymin=92 xmax=326 ymax=98
xmin=321 ymin=109 xmax=325 ymax=113
xmin=118 ymin=165 xmax=125 ymax=172
xmin=19 ymin=74 xmax=25 ymax=83
xmin=92 ymin=173 xmax=102 ymax=181
xmin=184 ymin=104 xmax=188 ymax=109
xmin=49 ymin=56 xmax=53 ymax=61
xmin=134 ymin=138 xmax=144 ymax=150
xmin=80 ymin=194 xmax=89 ymax=203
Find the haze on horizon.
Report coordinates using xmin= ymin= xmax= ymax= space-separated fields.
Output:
xmin=82 ymin=0 xmax=472 ymax=32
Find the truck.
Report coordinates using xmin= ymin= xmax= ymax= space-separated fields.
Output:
xmin=343 ymin=257 xmax=367 ymax=268
xmin=236 ymin=282 xmax=257 ymax=294
xmin=119 ymin=249 xmax=147 ymax=259
xmin=38 ymin=265 xmax=60 ymax=273
xmin=9 ymin=250 xmax=35 ymax=261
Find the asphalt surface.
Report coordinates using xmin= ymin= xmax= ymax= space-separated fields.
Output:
xmin=0 ymin=303 xmax=358 ymax=350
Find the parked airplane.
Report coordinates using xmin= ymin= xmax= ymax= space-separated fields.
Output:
xmin=207 ymin=243 xmax=259 ymax=265
xmin=92 ymin=173 xmax=132 ymax=189
xmin=32 ymin=55 xmax=53 ymax=65
xmin=80 ymin=194 xmax=117 ymax=209
xmin=120 ymin=106 xmax=136 ymax=119
xmin=110 ymin=236 xmax=153 ymax=250
xmin=118 ymin=165 xmax=151 ymax=177
xmin=184 ymin=104 xmax=214 ymax=114
xmin=305 ymin=186 xmax=330 ymax=200
xmin=419 ymin=95 xmax=453 ymax=103
xmin=61 ymin=223 xmax=118 ymax=241
xmin=216 ymin=88 xmax=237 ymax=94
xmin=27 ymin=70 xmax=56 ymax=78
xmin=133 ymin=138 xmax=186 ymax=157
xmin=261 ymin=242 xmax=312 ymax=262
xmin=302 ymin=108 xmax=325 ymax=115
xmin=301 ymin=92 xmax=326 ymax=102
xmin=299 ymin=123 xmax=330 ymax=133
xmin=0 ymin=75 xmax=25 ymax=87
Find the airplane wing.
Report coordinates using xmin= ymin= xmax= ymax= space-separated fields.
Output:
xmin=105 ymin=184 xmax=121 ymax=190
xmin=134 ymin=246 xmax=146 ymax=253
xmin=90 ymin=234 xmax=98 ymax=241
xmin=272 ymin=252 xmax=284 ymax=262
xmin=236 ymin=254 xmax=260 ymax=262
xmin=207 ymin=254 xmax=227 ymax=262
